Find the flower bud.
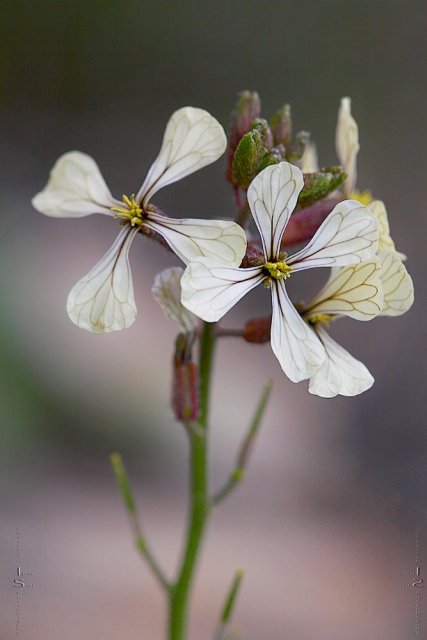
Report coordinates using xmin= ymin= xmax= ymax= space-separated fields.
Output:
xmin=231 ymin=129 xmax=265 ymax=189
xmin=172 ymin=334 xmax=200 ymax=422
xmin=227 ymin=91 xmax=261 ymax=183
xmin=231 ymin=119 xmax=279 ymax=190
xmin=250 ymin=118 xmax=274 ymax=150
xmin=297 ymin=167 xmax=346 ymax=208
xmin=243 ymin=317 xmax=271 ymax=343
xmin=270 ymin=103 xmax=292 ymax=147
xmin=287 ymin=130 xmax=310 ymax=162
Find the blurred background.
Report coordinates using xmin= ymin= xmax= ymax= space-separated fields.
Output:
xmin=1 ymin=1 xmax=426 ymax=639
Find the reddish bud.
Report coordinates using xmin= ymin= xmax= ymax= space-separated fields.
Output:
xmin=243 ymin=317 xmax=271 ymax=343
xmin=227 ymin=91 xmax=261 ymax=183
xmin=172 ymin=334 xmax=200 ymax=422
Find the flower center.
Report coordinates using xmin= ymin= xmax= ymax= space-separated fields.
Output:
xmin=263 ymin=260 xmax=293 ymax=280
xmin=111 ymin=194 xmax=144 ymax=227
xmin=307 ymin=313 xmax=334 ymax=327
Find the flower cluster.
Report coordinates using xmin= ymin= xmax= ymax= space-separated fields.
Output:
xmin=33 ymin=97 xmax=413 ymax=397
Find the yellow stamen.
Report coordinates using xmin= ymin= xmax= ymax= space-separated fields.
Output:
xmin=350 ymin=189 xmax=374 ymax=206
xmin=308 ymin=313 xmax=335 ymax=328
xmin=264 ymin=261 xmax=294 ymax=280
xmin=111 ymin=194 xmax=144 ymax=227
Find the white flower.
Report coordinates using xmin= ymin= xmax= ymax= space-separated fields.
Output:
xmin=302 ymin=259 xmax=384 ymax=397
xmin=181 ymin=161 xmax=379 ymax=383
xmin=152 ymin=267 xmax=197 ymax=333
xmin=378 ymin=249 xmax=414 ymax=317
xmin=33 ymin=107 xmax=247 ymax=333
xmin=336 ymin=97 xmax=359 ymax=196
xmin=335 ymin=104 xmax=414 ymax=319
xmin=363 ymin=201 xmax=413 ymax=316
xmin=302 ymin=246 xmax=414 ymax=397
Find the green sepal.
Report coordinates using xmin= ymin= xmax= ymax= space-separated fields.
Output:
xmin=297 ymin=167 xmax=346 ymax=208
xmin=249 ymin=118 xmax=274 ymax=150
xmin=231 ymin=129 xmax=264 ymax=188
xmin=256 ymin=148 xmax=281 ymax=174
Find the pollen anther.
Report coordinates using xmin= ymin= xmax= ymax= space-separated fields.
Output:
xmin=264 ymin=261 xmax=293 ymax=280
xmin=111 ymin=194 xmax=144 ymax=226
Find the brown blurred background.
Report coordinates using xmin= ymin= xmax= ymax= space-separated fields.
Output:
xmin=1 ymin=1 xmax=426 ymax=639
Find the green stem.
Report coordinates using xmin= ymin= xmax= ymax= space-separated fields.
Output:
xmin=168 ymin=322 xmax=216 ymax=640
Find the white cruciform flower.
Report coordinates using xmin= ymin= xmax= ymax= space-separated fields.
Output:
xmin=181 ymin=161 xmax=379 ymax=383
xmin=336 ymin=97 xmax=360 ymax=197
xmin=301 ymin=258 xmax=384 ymax=397
xmin=335 ymin=103 xmax=414 ymax=318
xmin=32 ymin=107 xmax=247 ymax=333
xmin=152 ymin=267 xmax=198 ymax=333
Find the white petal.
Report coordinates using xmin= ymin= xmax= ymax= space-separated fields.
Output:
xmin=270 ymin=280 xmax=325 ymax=382
xmin=379 ymin=250 xmax=414 ymax=316
xmin=335 ymin=97 xmax=359 ymax=196
xmin=32 ymin=151 xmax=117 ymax=218
xmin=368 ymin=200 xmax=406 ymax=259
xmin=145 ymin=213 xmax=247 ymax=266
xmin=67 ymin=227 xmax=138 ymax=333
xmin=300 ymin=142 xmax=319 ymax=173
xmin=136 ymin=107 xmax=227 ymax=204
xmin=180 ymin=258 xmax=264 ymax=322
xmin=152 ymin=267 xmax=198 ymax=332
xmin=247 ymin=161 xmax=304 ymax=260
xmin=288 ymin=200 xmax=378 ymax=271
xmin=304 ymin=258 xmax=383 ymax=321
xmin=309 ymin=327 xmax=374 ymax=398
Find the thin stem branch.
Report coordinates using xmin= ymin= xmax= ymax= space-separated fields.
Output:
xmin=216 ymin=328 xmax=244 ymax=338
xmin=212 ymin=380 xmax=273 ymax=506
xmin=110 ymin=453 xmax=170 ymax=592
xmin=214 ymin=569 xmax=245 ymax=640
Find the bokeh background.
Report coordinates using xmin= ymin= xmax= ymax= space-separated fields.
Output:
xmin=1 ymin=1 xmax=426 ymax=639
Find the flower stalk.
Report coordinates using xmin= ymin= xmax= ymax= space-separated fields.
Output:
xmin=168 ymin=321 xmax=216 ymax=640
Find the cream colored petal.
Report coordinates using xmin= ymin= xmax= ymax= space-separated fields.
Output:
xmin=289 ymin=200 xmax=378 ymax=270
xmin=379 ymin=250 xmax=414 ymax=316
xmin=32 ymin=151 xmax=117 ymax=217
xmin=145 ymin=213 xmax=247 ymax=266
xmin=336 ymin=97 xmax=359 ymax=196
xmin=67 ymin=227 xmax=138 ymax=333
xmin=309 ymin=327 xmax=374 ymax=398
xmin=152 ymin=267 xmax=198 ymax=332
xmin=180 ymin=258 xmax=264 ymax=323
xmin=247 ymin=161 xmax=304 ymax=261
xmin=305 ymin=258 xmax=383 ymax=321
xmin=300 ymin=142 xmax=319 ymax=173
xmin=368 ymin=200 xmax=406 ymax=259
xmin=270 ymin=280 xmax=326 ymax=383
xmin=136 ymin=107 xmax=227 ymax=205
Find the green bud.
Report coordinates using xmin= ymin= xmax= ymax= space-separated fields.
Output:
xmin=297 ymin=167 xmax=346 ymax=208
xmin=287 ymin=129 xmax=311 ymax=162
xmin=250 ymin=118 xmax=274 ymax=150
xmin=256 ymin=148 xmax=281 ymax=174
xmin=270 ymin=103 xmax=292 ymax=146
xmin=231 ymin=129 xmax=264 ymax=188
